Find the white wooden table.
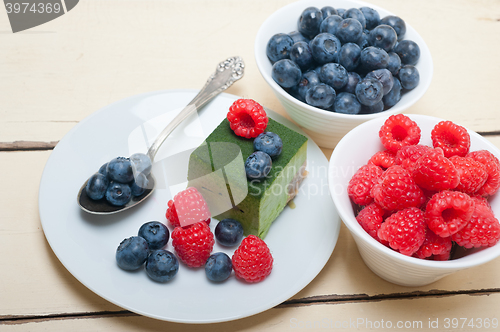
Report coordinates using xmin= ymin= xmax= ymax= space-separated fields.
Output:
xmin=1 ymin=0 xmax=500 ymax=330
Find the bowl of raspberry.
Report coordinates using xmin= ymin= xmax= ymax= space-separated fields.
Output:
xmin=255 ymin=0 xmax=433 ymax=149
xmin=329 ymin=114 xmax=500 ymax=286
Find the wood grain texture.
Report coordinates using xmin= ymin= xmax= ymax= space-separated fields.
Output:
xmin=0 ymin=0 xmax=499 ymax=143
xmin=2 ymin=293 xmax=500 ymax=330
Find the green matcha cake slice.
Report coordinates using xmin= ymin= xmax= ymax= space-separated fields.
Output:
xmin=187 ymin=117 xmax=308 ymax=238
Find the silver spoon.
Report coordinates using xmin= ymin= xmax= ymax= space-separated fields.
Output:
xmin=77 ymin=56 xmax=245 ymax=215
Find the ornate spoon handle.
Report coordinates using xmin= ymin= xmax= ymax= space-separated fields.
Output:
xmin=147 ymin=56 xmax=245 ymax=160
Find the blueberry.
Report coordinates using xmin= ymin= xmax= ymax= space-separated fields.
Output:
xmin=341 ymin=72 xmax=362 ymax=94
xmin=360 ymin=7 xmax=380 ymax=30
xmin=320 ymin=6 xmax=337 ymax=18
xmin=360 ymin=46 xmax=389 ymax=72
xmin=365 ymin=69 xmax=394 ymax=95
xmin=138 ymin=221 xmax=169 ymax=250
xmin=319 ymin=63 xmax=348 ymax=90
xmin=86 ymin=173 xmax=109 ymax=200
xmin=387 ymin=52 xmax=402 ymax=76
xmin=398 ymin=65 xmax=420 ymax=90
xmin=105 ymin=181 xmax=132 ymax=206
xmin=297 ymin=7 xmax=323 ymax=39
xmin=106 ymin=157 xmax=134 ymax=183
xmin=369 ymin=25 xmax=397 ymax=52
xmin=356 ymin=30 xmax=371 ymax=49
xmin=266 ymin=33 xmax=294 ymax=64
xmin=305 ymin=83 xmax=336 ymax=109
xmin=205 ymin=252 xmax=232 ymax=282
xmin=333 ymin=92 xmax=362 ymax=114
xmin=130 ymin=153 xmax=152 ymax=178
xmin=338 ymin=43 xmax=361 ymax=72
xmin=253 ymin=132 xmax=283 ymax=159
xmin=393 ymin=40 xmax=420 ymax=65
xmin=116 ymin=236 xmax=149 ymax=271
xmin=98 ymin=163 xmax=108 ymax=177
xmin=288 ymin=31 xmax=309 ymax=44
xmin=130 ymin=172 xmax=149 ymax=196
xmin=287 ymin=85 xmax=304 ymax=102
xmin=336 ymin=8 xmax=346 ymax=18
xmin=383 ymin=77 xmax=402 ymax=108
xmin=215 ymin=218 xmax=244 ymax=247
xmin=272 ymin=59 xmax=302 ymax=88
xmin=245 ymin=151 xmax=272 ymax=180
xmin=309 ymin=33 xmax=341 ymax=65
xmin=380 ymin=15 xmax=406 ymax=40
xmin=290 ymin=41 xmax=314 ymax=70
xmin=336 ymin=18 xmax=363 ymax=44
xmin=145 ymin=250 xmax=179 ymax=282
xmin=361 ymin=100 xmax=385 ymax=114
xmin=355 ymin=78 xmax=384 ymax=106
xmin=319 ymin=14 xmax=342 ymax=35
xmin=297 ymin=70 xmax=320 ymax=101
xmin=343 ymin=8 xmax=366 ymax=29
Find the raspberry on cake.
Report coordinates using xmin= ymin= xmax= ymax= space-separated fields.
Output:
xmin=227 ymin=99 xmax=268 ymax=139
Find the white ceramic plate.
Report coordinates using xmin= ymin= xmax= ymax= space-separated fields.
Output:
xmin=39 ymin=90 xmax=340 ymax=323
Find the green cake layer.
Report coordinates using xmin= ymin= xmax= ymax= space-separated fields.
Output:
xmin=187 ymin=117 xmax=308 ymax=238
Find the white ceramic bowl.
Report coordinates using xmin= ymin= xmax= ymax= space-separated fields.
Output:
xmin=255 ymin=0 xmax=433 ymax=149
xmin=329 ymin=114 xmax=500 ymax=287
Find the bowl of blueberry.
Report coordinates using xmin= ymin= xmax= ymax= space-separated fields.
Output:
xmin=255 ymin=0 xmax=433 ymax=148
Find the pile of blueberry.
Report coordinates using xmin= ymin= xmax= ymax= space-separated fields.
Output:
xmin=267 ymin=6 xmax=421 ymax=114
xmin=85 ymin=153 xmax=152 ymax=206
xmin=116 ymin=218 xmax=245 ymax=283
xmin=245 ymin=131 xmax=283 ymax=180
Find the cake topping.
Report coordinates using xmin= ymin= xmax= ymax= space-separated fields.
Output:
xmin=227 ymin=99 xmax=268 ymax=138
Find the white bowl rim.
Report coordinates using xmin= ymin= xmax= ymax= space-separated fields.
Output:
xmin=254 ymin=0 xmax=434 ymax=120
xmin=329 ymin=113 xmax=500 ymax=270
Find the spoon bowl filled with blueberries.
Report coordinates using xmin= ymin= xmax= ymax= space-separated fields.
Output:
xmin=254 ymin=0 xmax=433 ymax=148
xmin=77 ymin=56 xmax=245 ymax=215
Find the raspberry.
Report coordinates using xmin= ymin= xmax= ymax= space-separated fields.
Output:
xmin=371 ymin=165 xmax=425 ymax=211
xmin=356 ymin=203 xmax=387 ymax=244
xmin=165 ymin=200 xmax=180 ymax=227
xmin=452 ymin=197 xmax=500 ymax=248
xmin=347 ymin=164 xmax=383 ymax=206
xmin=379 ymin=114 xmax=421 ymax=153
xmin=425 ymin=190 xmax=475 ymax=237
xmin=467 ymin=150 xmax=500 ymax=196
xmin=449 ymin=156 xmax=488 ymax=195
xmin=171 ymin=222 xmax=214 ymax=268
xmin=173 ymin=187 xmax=211 ymax=227
xmin=413 ymin=148 xmax=460 ymax=191
xmin=232 ymin=235 xmax=273 ymax=283
xmin=367 ymin=150 xmax=395 ymax=170
xmin=377 ymin=207 xmax=426 ymax=256
xmin=394 ymin=144 xmax=432 ymax=173
xmin=227 ymin=99 xmax=268 ymax=139
xmin=414 ymin=228 xmax=452 ymax=259
xmin=431 ymin=121 xmax=470 ymax=158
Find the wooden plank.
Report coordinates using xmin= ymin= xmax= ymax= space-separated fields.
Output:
xmin=1 ymin=150 xmax=500 ymax=318
xmin=2 ymin=292 xmax=500 ymax=331
xmin=0 ymin=0 xmax=499 ymax=144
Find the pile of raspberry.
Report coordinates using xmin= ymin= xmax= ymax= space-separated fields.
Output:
xmin=348 ymin=114 xmax=500 ymax=260
xmin=166 ymin=188 xmax=273 ymax=282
